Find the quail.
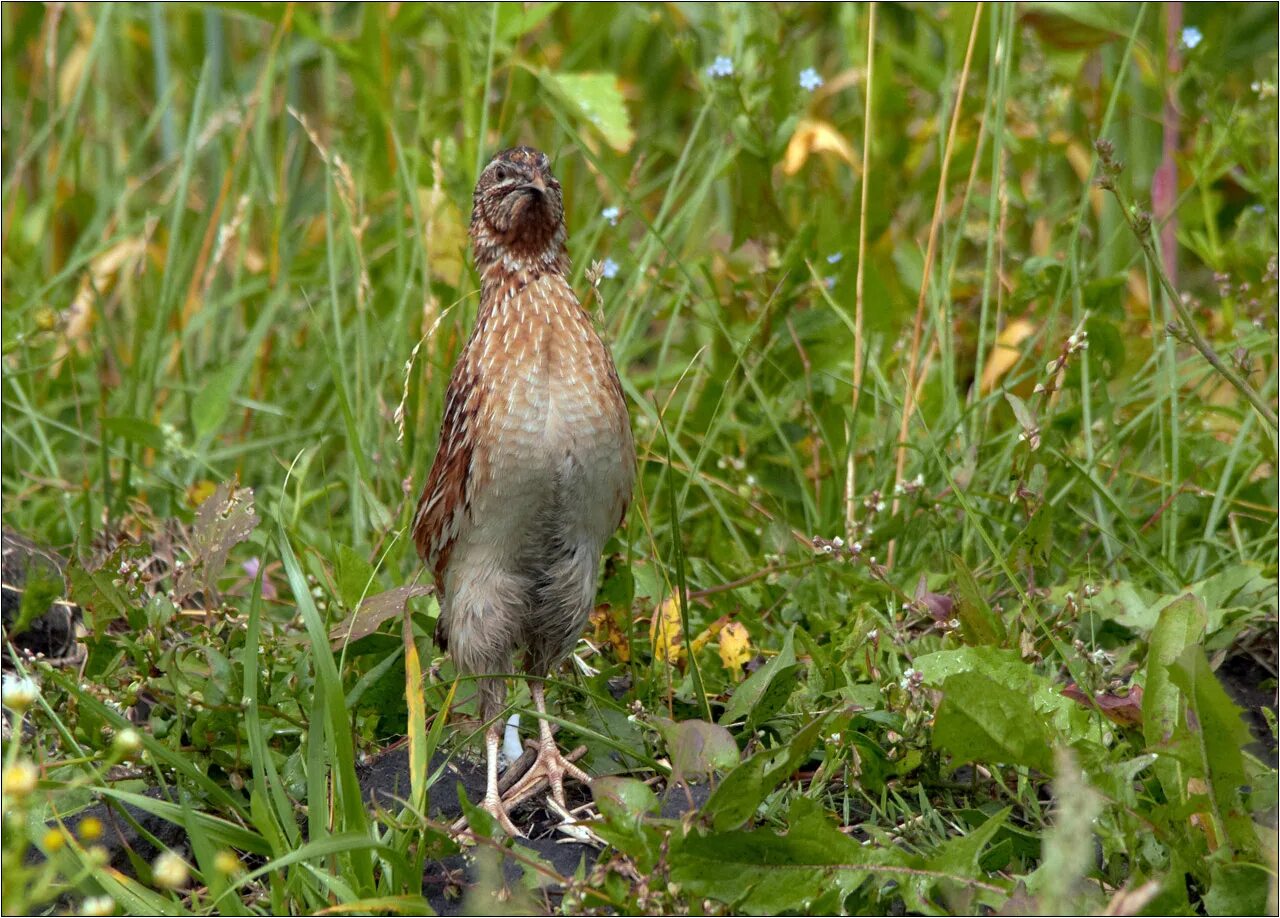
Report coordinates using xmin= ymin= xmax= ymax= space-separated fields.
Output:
xmin=412 ymin=146 xmax=635 ymax=835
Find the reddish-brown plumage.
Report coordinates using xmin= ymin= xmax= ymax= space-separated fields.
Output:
xmin=411 ymin=147 xmax=634 ymax=834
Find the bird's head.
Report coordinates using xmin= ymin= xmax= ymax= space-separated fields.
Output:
xmin=470 ymin=146 xmax=567 ymax=273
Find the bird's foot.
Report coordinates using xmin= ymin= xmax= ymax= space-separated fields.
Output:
xmin=481 ymin=790 xmax=525 ymax=838
xmin=501 ymin=741 xmax=590 ymax=812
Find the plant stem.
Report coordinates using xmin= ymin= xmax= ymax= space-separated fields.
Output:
xmin=1107 ymin=182 xmax=1278 ymax=431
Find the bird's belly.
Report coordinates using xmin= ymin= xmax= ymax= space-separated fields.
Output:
xmin=470 ymin=357 xmax=626 ymax=556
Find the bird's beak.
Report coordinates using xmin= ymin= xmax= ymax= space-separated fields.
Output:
xmin=519 ymin=173 xmax=547 ymax=196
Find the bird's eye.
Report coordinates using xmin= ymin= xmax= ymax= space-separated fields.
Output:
xmin=491 ymin=163 xmax=514 ymax=183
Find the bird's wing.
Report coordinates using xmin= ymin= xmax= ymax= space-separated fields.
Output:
xmin=412 ymin=355 xmax=482 ymax=584
xmin=604 ymin=358 xmax=636 ymax=532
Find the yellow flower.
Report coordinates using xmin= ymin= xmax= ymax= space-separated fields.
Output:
xmin=214 ymin=849 xmax=241 ymax=875
xmin=78 ymin=816 xmax=104 ymax=841
xmin=650 ymin=596 xmax=684 ymax=664
xmin=3 ymin=760 xmax=39 ymax=802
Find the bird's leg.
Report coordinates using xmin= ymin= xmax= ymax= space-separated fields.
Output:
xmin=481 ymin=721 xmax=523 ymax=837
xmin=501 ymin=680 xmax=591 ymax=809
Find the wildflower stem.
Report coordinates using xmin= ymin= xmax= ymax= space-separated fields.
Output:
xmin=847 ymin=1 xmax=876 ymax=534
xmin=889 ymin=2 xmax=984 ymax=567
xmin=1105 ymin=182 xmax=1278 ymax=431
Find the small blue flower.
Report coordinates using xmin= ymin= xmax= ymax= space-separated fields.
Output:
xmin=601 ymin=257 xmax=620 ymax=279
xmin=799 ymin=68 xmax=825 ymax=92
xmin=826 ymin=252 xmax=843 ymax=265
xmin=1181 ymin=26 xmax=1203 ymax=49
xmin=706 ymin=56 xmax=734 ymax=79
xmin=824 ymin=276 xmax=837 ymax=290
xmin=601 ymin=206 xmax=620 ymax=226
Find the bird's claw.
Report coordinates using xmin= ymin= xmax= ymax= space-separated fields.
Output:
xmin=501 ymin=742 xmax=590 ymax=811
xmin=482 ymin=793 xmax=525 ymax=838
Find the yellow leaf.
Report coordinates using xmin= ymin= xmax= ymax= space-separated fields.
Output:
xmin=690 ymin=616 xmax=726 ymax=656
xmin=650 ymin=596 xmax=684 ymax=665
xmin=782 ymin=118 xmax=861 ymax=176
xmin=590 ymin=604 xmax=631 ymax=663
xmin=979 ymin=317 xmax=1036 ymax=394
xmin=417 ymin=187 xmax=466 ymax=287
xmin=186 ymin=480 xmax=218 ymax=508
xmin=718 ymin=621 xmax=752 ymax=680
xmin=53 ymin=234 xmax=151 ymax=373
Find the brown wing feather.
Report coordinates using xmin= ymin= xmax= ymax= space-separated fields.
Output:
xmin=603 ymin=355 xmax=635 ymax=532
xmin=412 ymin=355 xmax=480 ymax=588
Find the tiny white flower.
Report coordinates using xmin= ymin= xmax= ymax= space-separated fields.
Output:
xmin=875 ymin=500 xmax=886 ymax=512
xmin=4 ymin=759 xmax=39 ymax=799
xmin=81 ymin=895 xmax=115 ymax=916
xmin=799 ymin=67 xmax=825 ymax=92
xmin=601 ymin=257 xmax=620 ymax=279
xmin=113 ymin=728 xmax=143 ymax=757
xmin=1180 ymin=26 xmax=1202 ymax=49
xmin=832 ymin=536 xmax=844 ymax=547
xmin=824 ymin=276 xmax=836 ymax=289
xmin=826 ymin=252 xmax=843 ymax=264
xmin=2 ymin=674 xmax=39 ymax=712
xmin=852 ymin=541 xmax=862 ymax=553
xmin=601 ymin=206 xmax=620 ymax=226
xmin=152 ymin=850 xmax=190 ymax=890
xmin=707 ymin=56 xmax=734 ymax=78
xmin=867 ymin=629 xmax=878 ymax=641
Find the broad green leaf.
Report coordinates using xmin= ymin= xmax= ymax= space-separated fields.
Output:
xmin=653 ymin=717 xmax=739 ymax=783
xmin=103 ymin=415 xmax=168 ymax=451
xmin=702 ymin=711 xmax=833 ymax=832
xmin=1142 ymin=594 xmax=1207 ymax=748
xmin=335 ymin=544 xmax=377 ymax=611
xmin=593 ymin=775 xmax=658 ymax=830
xmin=670 ymin=796 xmax=906 ymax=914
xmin=1169 ymin=646 xmax=1262 ymax=861
xmin=496 ymin=1 xmax=559 ymax=41
xmin=192 ymin=363 xmax=239 ymax=438
xmin=950 ymin=553 xmax=1006 ymax=645
xmin=915 ymin=648 xmax=1090 ymax=744
xmin=933 ymin=671 xmax=1054 ymax=772
xmin=540 ymin=71 xmax=634 ymax=152
xmin=1020 ymin=3 xmax=1143 ymax=49
xmin=721 ymin=627 xmax=799 ymax=730
xmin=1203 ymin=861 xmax=1270 ymax=916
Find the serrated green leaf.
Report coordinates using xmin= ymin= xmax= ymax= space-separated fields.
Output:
xmin=541 ymin=71 xmax=634 ymax=152
xmin=669 ymin=796 xmax=906 ymax=914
